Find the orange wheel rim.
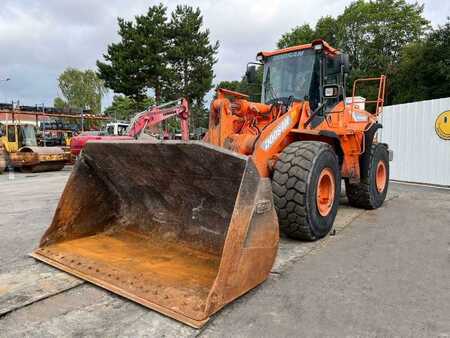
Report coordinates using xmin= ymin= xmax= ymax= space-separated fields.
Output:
xmin=316 ymin=168 xmax=335 ymax=217
xmin=376 ymin=161 xmax=387 ymax=192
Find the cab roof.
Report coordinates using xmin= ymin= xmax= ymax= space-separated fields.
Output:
xmin=257 ymin=39 xmax=339 ymax=58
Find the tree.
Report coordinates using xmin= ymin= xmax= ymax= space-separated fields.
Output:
xmin=97 ymin=4 xmax=169 ymax=103
xmin=336 ymin=0 xmax=429 ymax=75
xmin=190 ymin=104 xmax=210 ymax=130
xmin=336 ymin=0 xmax=429 ymax=103
xmin=277 ymin=17 xmax=337 ymax=49
xmin=103 ymin=95 xmax=155 ymax=121
xmin=53 ymin=97 xmax=67 ymax=110
xmin=55 ymin=68 xmax=105 ymax=113
xmin=165 ymin=5 xmax=219 ymax=128
xmin=216 ymin=66 xmax=264 ymax=102
xmin=216 ymin=80 xmax=242 ymax=93
xmin=97 ymin=4 xmax=218 ymax=129
xmin=276 ymin=0 xmax=429 ymax=103
xmin=315 ymin=16 xmax=338 ymax=46
xmin=392 ymin=19 xmax=450 ymax=103
xmin=278 ymin=24 xmax=315 ymax=49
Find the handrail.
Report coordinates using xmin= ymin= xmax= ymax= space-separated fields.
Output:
xmin=351 ymin=75 xmax=386 ymax=117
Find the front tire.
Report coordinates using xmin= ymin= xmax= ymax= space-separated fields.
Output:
xmin=345 ymin=143 xmax=389 ymax=209
xmin=272 ymin=141 xmax=341 ymax=241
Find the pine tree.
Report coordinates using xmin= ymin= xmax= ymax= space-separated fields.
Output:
xmin=166 ymin=5 xmax=219 ymax=128
xmin=97 ymin=4 xmax=218 ymax=128
xmin=97 ymin=4 xmax=169 ymax=103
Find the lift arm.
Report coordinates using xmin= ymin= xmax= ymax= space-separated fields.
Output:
xmin=127 ymin=98 xmax=190 ymax=140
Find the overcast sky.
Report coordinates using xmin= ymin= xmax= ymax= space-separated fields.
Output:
xmin=0 ymin=0 xmax=447 ymax=109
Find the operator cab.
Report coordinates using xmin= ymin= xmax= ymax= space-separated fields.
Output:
xmin=17 ymin=124 xmax=38 ymax=148
xmin=106 ymin=122 xmax=129 ymax=136
xmin=0 ymin=123 xmax=38 ymax=148
xmin=247 ymin=40 xmax=350 ymax=126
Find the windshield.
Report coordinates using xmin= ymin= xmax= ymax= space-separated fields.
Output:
xmin=262 ymin=49 xmax=316 ymax=104
xmin=117 ymin=124 xmax=128 ymax=135
xmin=20 ymin=125 xmax=37 ymax=147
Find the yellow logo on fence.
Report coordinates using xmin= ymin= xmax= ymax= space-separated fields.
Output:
xmin=435 ymin=110 xmax=450 ymax=140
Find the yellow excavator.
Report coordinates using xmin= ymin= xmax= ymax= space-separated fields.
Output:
xmin=0 ymin=122 xmax=68 ymax=173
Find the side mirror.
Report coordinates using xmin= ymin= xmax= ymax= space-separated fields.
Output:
xmin=340 ymin=54 xmax=350 ymax=74
xmin=323 ymin=84 xmax=339 ymax=98
xmin=246 ymin=65 xmax=257 ymax=84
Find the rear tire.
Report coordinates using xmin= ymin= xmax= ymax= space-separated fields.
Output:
xmin=345 ymin=143 xmax=389 ymax=209
xmin=272 ymin=141 xmax=341 ymax=241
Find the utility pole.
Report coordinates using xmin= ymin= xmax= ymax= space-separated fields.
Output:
xmin=81 ymin=109 xmax=84 ymax=132
xmin=42 ymin=103 xmax=46 ymax=147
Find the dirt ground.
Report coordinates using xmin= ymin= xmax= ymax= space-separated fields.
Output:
xmin=0 ymin=168 xmax=448 ymax=337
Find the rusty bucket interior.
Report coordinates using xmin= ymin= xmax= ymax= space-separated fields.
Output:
xmin=31 ymin=140 xmax=278 ymax=327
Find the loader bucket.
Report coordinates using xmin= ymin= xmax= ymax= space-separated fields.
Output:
xmin=31 ymin=140 xmax=279 ymax=327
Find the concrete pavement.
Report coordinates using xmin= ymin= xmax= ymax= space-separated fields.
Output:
xmin=201 ymin=183 xmax=450 ymax=337
xmin=0 ymin=169 xmax=448 ymax=337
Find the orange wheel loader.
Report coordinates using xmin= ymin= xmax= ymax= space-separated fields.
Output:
xmin=32 ymin=39 xmax=391 ymax=327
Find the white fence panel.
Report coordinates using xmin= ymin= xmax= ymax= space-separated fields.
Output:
xmin=380 ymin=97 xmax=450 ymax=186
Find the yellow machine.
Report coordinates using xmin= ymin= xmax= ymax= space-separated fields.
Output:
xmin=0 ymin=122 xmax=68 ymax=173
xmin=0 ymin=144 xmax=6 ymax=173
xmin=64 ymin=131 xmax=73 ymax=147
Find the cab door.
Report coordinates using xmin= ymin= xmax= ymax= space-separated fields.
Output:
xmin=4 ymin=125 xmax=19 ymax=153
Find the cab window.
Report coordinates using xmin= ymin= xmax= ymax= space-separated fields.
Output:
xmin=118 ymin=125 xmax=128 ymax=135
xmin=7 ymin=125 xmax=16 ymax=142
xmin=323 ymin=54 xmax=342 ymax=111
xmin=325 ymin=54 xmax=340 ymax=85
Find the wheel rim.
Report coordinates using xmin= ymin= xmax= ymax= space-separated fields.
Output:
xmin=375 ymin=161 xmax=387 ymax=193
xmin=316 ymin=168 xmax=335 ymax=217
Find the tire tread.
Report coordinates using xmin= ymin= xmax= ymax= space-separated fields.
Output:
xmin=346 ymin=143 xmax=388 ymax=209
xmin=273 ymin=141 xmax=337 ymax=240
